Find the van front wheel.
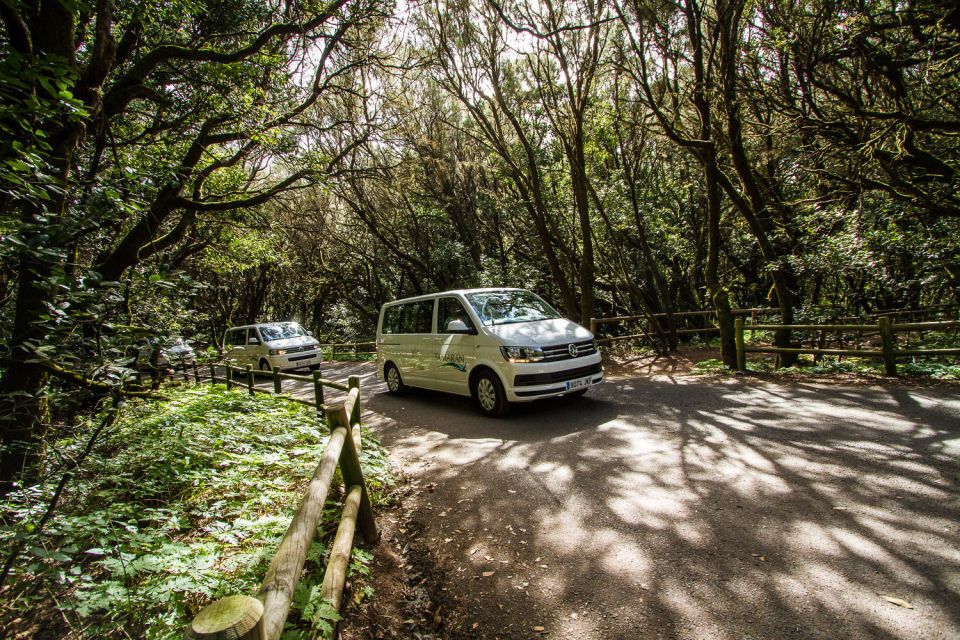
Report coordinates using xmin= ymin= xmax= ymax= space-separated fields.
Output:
xmin=474 ymin=370 xmax=509 ymax=417
xmin=385 ymin=363 xmax=406 ymax=395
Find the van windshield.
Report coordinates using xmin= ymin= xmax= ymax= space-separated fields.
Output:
xmin=465 ymin=290 xmax=561 ymax=326
xmin=259 ymin=322 xmax=308 ymax=341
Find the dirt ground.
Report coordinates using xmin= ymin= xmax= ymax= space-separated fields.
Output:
xmin=335 ymin=353 xmax=960 ymax=639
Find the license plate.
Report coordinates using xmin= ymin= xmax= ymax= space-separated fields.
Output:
xmin=565 ymin=376 xmax=593 ymax=391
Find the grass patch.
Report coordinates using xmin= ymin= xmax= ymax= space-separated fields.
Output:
xmin=692 ymin=358 xmax=729 ymax=374
xmin=0 ymin=385 xmax=394 ymax=639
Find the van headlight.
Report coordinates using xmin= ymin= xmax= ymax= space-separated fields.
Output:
xmin=500 ymin=346 xmax=544 ymax=363
xmin=269 ymin=348 xmax=287 ymax=355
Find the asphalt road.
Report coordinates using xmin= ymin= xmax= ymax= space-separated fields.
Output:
xmin=302 ymin=362 xmax=960 ymax=639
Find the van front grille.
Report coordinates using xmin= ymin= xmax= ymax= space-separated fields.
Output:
xmin=283 ymin=345 xmax=315 ymax=354
xmin=541 ymin=339 xmax=597 ymax=362
xmin=514 ymin=363 xmax=602 ymax=387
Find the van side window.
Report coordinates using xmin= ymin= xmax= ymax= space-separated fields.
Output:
xmin=247 ymin=328 xmax=261 ymax=344
xmin=382 ymin=305 xmax=402 ymax=335
xmin=400 ymin=301 xmax=434 ymax=334
xmin=438 ymin=297 xmax=474 ymax=333
xmin=226 ymin=329 xmax=246 ymax=346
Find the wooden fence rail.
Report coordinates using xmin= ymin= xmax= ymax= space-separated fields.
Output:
xmin=318 ymin=341 xmax=376 ymax=361
xmin=180 ymin=364 xmax=377 ymax=640
xmin=734 ymin=318 xmax=960 ymax=375
xmin=591 ymin=305 xmax=960 ymax=348
xmin=591 ymin=308 xmax=774 ymax=346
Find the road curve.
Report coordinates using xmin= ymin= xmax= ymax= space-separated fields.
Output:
xmin=315 ymin=362 xmax=960 ymax=639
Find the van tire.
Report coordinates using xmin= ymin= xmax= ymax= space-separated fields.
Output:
xmin=473 ymin=370 xmax=509 ymax=418
xmin=384 ymin=363 xmax=406 ymax=395
xmin=259 ymin=359 xmax=271 ymax=373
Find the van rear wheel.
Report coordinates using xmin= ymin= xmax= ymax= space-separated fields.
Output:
xmin=474 ymin=370 xmax=509 ymax=418
xmin=385 ymin=363 xmax=406 ymax=395
xmin=259 ymin=359 xmax=271 ymax=373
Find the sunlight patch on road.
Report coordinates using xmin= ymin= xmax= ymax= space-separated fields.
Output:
xmin=391 ymin=432 xmax=507 ymax=468
xmin=529 ymin=461 xmax=574 ymax=486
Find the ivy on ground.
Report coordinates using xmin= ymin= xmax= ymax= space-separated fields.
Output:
xmin=0 ymin=385 xmax=394 ymax=639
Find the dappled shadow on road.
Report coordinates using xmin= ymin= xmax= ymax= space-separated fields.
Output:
xmin=368 ymin=385 xmax=620 ymax=442
xmin=371 ymin=376 xmax=960 ymax=639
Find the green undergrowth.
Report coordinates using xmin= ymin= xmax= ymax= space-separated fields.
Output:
xmin=693 ymin=356 xmax=960 ymax=380
xmin=0 ymin=385 xmax=395 ymax=639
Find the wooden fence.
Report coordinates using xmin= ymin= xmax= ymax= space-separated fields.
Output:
xmin=591 ymin=308 xmax=774 ymax=346
xmin=590 ymin=305 xmax=960 ymax=348
xmin=319 ymin=341 xmax=376 ymax=361
xmin=734 ymin=318 xmax=960 ymax=375
xmin=178 ymin=362 xmax=376 ymax=640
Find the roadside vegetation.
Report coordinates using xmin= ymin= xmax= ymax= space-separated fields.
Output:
xmin=0 ymin=385 xmax=395 ymax=639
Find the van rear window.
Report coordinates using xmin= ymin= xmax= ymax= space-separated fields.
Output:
xmin=382 ymin=306 xmax=401 ymax=334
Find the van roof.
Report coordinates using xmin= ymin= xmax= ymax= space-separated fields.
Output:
xmin=382 ymin=287 xmax=525 ymax=306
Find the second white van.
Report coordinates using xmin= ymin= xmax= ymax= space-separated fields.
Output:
xmin=223 ymin=322 xmax=323 ymax=372
xmin=376 ymin=288 xmax=602 ymax=416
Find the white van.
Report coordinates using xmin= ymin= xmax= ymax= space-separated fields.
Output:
xmin=376 ymin=288 xmax=602 ymax=416
xmin=223 ymin=322 xmax=323 ymax=372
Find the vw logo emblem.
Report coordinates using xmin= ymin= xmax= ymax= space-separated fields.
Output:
xmin=568 ymin=343 xmax=578 ymax=357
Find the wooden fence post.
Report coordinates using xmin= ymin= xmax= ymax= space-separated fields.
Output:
xmin=187 ymin=595 xmax=264 ymax=640
xmin=589 ymin=318 xmax=597 ymax=336
xmin=272 ymin=367 xmax=281 ymax=394
xmin=257 ymin=427 xmax=350 ymax=640
xmin=209 ymin=364 xmax=216 ymax=385
xmin=313 ymin=370 xmax=325 ymax=408
xmin=734 ymin=318 xmax=746 ymax=372
xmin=326 ymin=404 xmax=378 ymax=544
xmin=348 ymin=375 xmax=361 ymax=427
xmin=246 ymin=365 xmax=255 ymax=395
xmin=319 ymin=485 xmax=363 ymax=614
xmin=879 ymin=317 xmax=898 ymax=376
xmin=226 ymin=365 xmax=233 ymax=389
xmin=193 ymin=362 xmax=200 ymax=384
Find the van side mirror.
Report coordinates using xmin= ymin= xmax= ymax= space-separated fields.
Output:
xmin=447 ymin=319 xmax=476 ymax=335
xmin=307 ymin=330 xmax=313 ymax=336
xmin=248 ymin=337 xmax=261 ymax=345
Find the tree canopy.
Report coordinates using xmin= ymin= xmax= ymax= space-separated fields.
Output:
xmin=2 ymin=0 xmax=958 ymax=488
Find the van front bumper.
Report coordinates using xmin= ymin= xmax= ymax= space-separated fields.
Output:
xmin=502 ymin=356 xmax=603 ymax=402
xmin=270 ymin=350 xmax=323 ymax=371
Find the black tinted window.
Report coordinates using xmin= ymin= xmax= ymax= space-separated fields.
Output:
xmin=401 ymin=301 xmax=434 ymax=333
xmin=383 ymin=301 xmax=434 ymax=334
xmin=382 ymin=306 xmax=402 ymax=335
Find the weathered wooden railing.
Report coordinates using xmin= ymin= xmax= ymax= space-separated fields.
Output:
xmin=318 ymin=340 xmax=376 ymax=361
xmin=591 ymin=305 xmax=959 ymax=348
xmin=186 ymin=369 xmax=377 ymax=640
xmin=591 ymin=308 xmax=774 ymax=346
xmin=133 ymin=361 xmax=203 ymax=388
xmin=734 ymin=318 xmax=960 ymax=376
xmin=210 ymin=363 xmax=353 ymax=410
